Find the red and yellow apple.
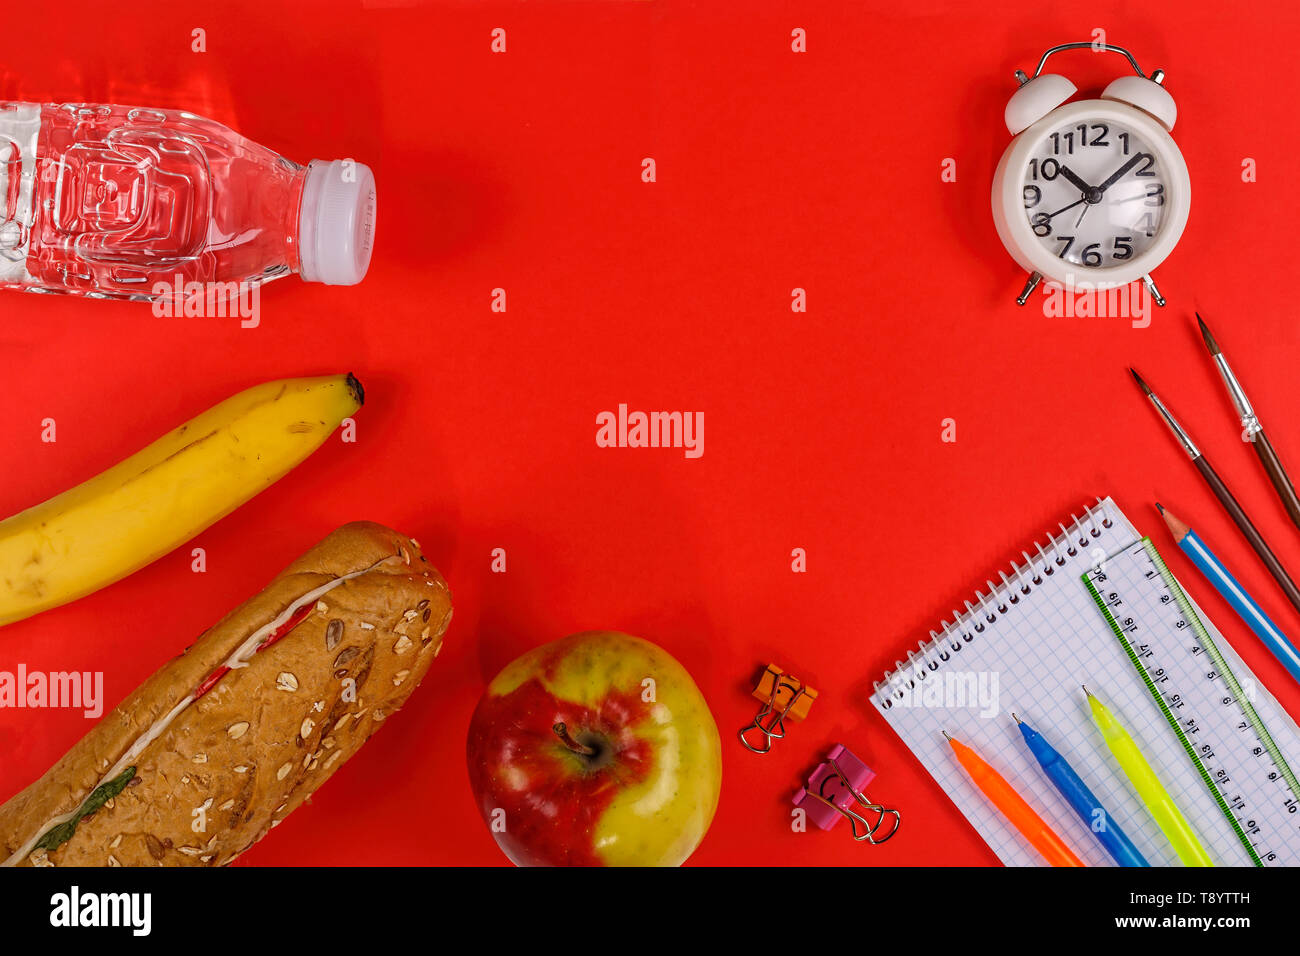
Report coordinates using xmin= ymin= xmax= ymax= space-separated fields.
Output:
xmin=466 ymin=630 xmax=722 ymax=866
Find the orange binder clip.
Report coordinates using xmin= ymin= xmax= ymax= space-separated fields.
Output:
xmin=739 ymin=664 xmax=818 ymax=754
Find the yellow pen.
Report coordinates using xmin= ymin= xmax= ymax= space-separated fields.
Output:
xmin=1084 ymin=687 xmax=1214 ymax=867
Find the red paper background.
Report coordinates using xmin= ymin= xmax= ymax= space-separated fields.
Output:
xmin=3 ymin=0 xmax=1300 ymax=867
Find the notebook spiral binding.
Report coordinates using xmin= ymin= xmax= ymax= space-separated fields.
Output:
xmin=873 ymin=497 xmax=1115 ymax=710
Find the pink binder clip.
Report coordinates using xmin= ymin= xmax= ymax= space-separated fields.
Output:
xmin=792 ymin=743 xmax=901 ymax=843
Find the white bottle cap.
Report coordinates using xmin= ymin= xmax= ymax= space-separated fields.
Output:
xmin=298 ymin=159 xmax=376 ymax=285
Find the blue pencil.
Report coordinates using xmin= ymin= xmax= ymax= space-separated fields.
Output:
xmin=1158 ymin=503 xmax=1300 ymax=687
xmin=1015 ymin=714 xmax=1150 ymax=867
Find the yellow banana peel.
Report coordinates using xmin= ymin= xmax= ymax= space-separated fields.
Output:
xmin=0 ymin=374 xmax=363 ymax=627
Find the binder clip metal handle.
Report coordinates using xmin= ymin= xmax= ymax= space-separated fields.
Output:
xmin=793 ymin=744 xmax=902 ymax=844
xmin=801 ymin=775 xmax=902 ymax=844
xmin=739 ymin=664 xmax=817 ymax=754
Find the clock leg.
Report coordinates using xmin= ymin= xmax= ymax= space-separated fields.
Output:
xmin=1015 ymin=271 xmax=1043 ymax=306
xmin=1142 ymin=273 xmax=1167 ymax=307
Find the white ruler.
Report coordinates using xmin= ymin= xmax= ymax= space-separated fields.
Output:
xmin=1085 ymin=537 xmax=1300 ymax=866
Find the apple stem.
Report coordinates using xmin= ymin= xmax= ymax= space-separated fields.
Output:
xmin=552 ymin=722 xmax=597 ymax=756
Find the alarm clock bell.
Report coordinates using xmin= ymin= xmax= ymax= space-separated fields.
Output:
xmin=1004 ymin=74 xmax=1076 ymax=135
xmin=1102 ymin=75 xmax=1177 ymax=130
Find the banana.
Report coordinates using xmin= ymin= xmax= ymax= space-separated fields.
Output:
xmin=0 ymin=374 xmax=364 ymax=627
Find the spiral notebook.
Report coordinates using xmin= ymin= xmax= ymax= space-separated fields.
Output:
xmin=872 ymin=497 xmax=1300 ymax=867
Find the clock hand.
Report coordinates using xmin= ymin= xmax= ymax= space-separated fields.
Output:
xmin=1034 ymin=197 xmax=1086 ymax=223
xmin=1096 ymin=152 xmax=1148 ymax=194
xmin=1058 ymin=165 xmax=1095 ymax=195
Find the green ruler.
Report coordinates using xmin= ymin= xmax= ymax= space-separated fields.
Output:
xmin=1084 ymin=537 xmax=1300 ymax=867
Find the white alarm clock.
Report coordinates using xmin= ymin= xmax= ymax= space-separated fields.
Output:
xmin=991 ymin=43 xmax=1190 ymax=305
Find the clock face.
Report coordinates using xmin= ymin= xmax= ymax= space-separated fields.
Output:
xmin=1020 ymin=118 xmax=1167 ymax=270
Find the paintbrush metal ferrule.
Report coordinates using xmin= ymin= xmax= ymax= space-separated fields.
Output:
xmin=1140 ymin=383 xmax=1202 ymax=460
xmin=1212 ymin=352 xmax=1262 ymax=438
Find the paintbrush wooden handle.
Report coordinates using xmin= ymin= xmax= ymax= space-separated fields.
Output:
xmin=1253 ymin=431 xmax=1300 ymax=532
xmin=1195 ymin=455 xmax=1300 ymax=617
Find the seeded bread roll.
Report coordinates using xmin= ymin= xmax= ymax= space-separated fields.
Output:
xmin=0 ymin=521 xmax=451 ymax=867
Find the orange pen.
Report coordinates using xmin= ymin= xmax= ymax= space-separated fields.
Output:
xmin=945 ymin=732 xmax=1085 ymax=867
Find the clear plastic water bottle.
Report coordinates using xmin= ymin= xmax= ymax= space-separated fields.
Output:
xmin=0 ymin=102 xmax=375 ymax=300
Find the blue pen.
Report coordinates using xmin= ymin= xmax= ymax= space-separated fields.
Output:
xmin=1014 ymin=714 xmax=1150 ymax=867
xmin=1159 ymin=503 xmax=1300 ymax=687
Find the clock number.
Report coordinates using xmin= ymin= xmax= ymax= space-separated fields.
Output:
xmin=1023 ymin=185 xmax=1042 ymax=208
xmin=1118 ymin=132 xmax=1130 ymax=155
xmin=1030 ymin=212 xmax=1052 ymax=237
xmin=1050 ymin=132 xmax=1075 ymax=155
xmin=1082 ymin=243 xmax=1103 ymax=267
xmin=1136 ymin=212 xmax=1157 ymax=237
xmin=1112 ymin=236 xmax=1134 ymax=261
xmin=1075 ymin=123 xmax=1110 ymax=147
xmin=1056 ymin=236 xmax=1075 ymax=258
xmin=1029 ymin=158 xmax=1061 ymax=181
xmin=1134 ymin=153 xmax=1157 ymax=177
xmin=1145 ymin=183 xmax=1165 ymax=206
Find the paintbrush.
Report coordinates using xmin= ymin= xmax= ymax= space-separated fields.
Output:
xmin=1130 ymin=367 xmax=1300 ymax=618
xmin=1196 ymin=313 xmax=1300 ymax=532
